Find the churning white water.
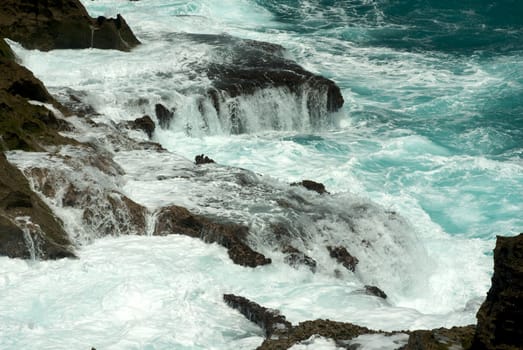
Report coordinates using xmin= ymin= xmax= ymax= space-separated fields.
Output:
xmin=2 ymin=0 xmax=520 ymax=348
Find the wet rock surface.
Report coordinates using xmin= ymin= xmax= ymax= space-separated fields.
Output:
xmin=473 ymin=233 xmax=523 ymax=350
xmin=154 ymin=205 xmax=271 ymax=267
xmin=0 ymin=153 xmax=75 ymax=259
xmin=364 ymin=285 xmax=388 ymax=299
xmin=0 ymin=0 xmax=140 ymax=51
xmin=174 ymin=33 xmax=344 ymax=133
xmin=195 ymin=154 xmax=215 ymax=165
xmin=129 ymin=115 xmax=155 ymax=138
xmin=327 ymin=245 xmax=359 ymax=272
xmin=291 ymin=180 xmax=329 ymax=194
xmin=282 ymin=245 xmax=317 ymax=272
xmin=224 ymin=294 xmax=292 ymax=338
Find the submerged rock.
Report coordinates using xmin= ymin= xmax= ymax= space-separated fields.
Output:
xmin=327 ymin=245 xmax=359 ymax=272
xmin=291 ymin=180 xmax=329 ymax=194
xmin=364 ymin=285 xmax=388 ymax=299
xmin=154 ymin=205 xmax=271 ymax=267
xmin=0 ymin=0 xmax=140 ymax=51
xmin=178 ymin=33 xmax=343 ymax=133
xmin=154 ymin=103 xmax=174 ymax=129
xmin=473 ymin=233 xmax=523 ymax=350
xmin=282 ymin=246 xmax=317 ymax=272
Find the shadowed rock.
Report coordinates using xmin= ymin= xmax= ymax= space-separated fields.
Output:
xmin=154 ymin=205 xmax=271 ymax=267
xmin=327 ymin=246 xmax=359 ymax=272
xmin=282 ymin=246 xmax=317 ymax=272
xmin=223 ymin=294 xmax=292 ymax=338
xmin=195 ymin=154 xmax=215 ymax=165
xmin=473 ymin=233 xmax=523 ymax=350
xmin=129 ymin=115 xmax=155 ymax=138
xmin=364 ymin=285 xmax=388 ymax=299
xmin=0 ymin=0 xmax=140 ymax=51
xmin=223 ymin=294 xmax=377 ymax=350
xmin=291 ymin=180 xmax=329 ymax=194
xmin=1 ymin=40 xmax=75 ymax=151
xmin=155 ymin=103 xmax=174 ymax=128
xmin=0 ymin=153 xmax=75 ymax=259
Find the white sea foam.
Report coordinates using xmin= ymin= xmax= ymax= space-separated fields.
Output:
xmin=3 ymin=0 xmax=521 ymax=348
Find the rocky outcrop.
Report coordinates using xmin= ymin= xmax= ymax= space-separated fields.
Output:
xmin=327 ymin=245 xmax=359 ymax=272
xmin=223 ymin=294 xmax=377 ymax=350
xmin=223 ymin=294 xmax=292 ymax=338
xmin=155 ymin=103 xmax=174 ymax=128
xmin=403 ymin=326 xmax=475 ymax=350
xmin=0 ymin=0 xmax=140 ymax=51
xmin=291 ymin=180 xmax=329 ymax=194
xmin=195 ymin=154 xmax=215 ymax=165
xmin=472 ymin=233 xmax=523 ymax=350
xmin=0 ymin=153 xmax=75 ymax=259
xmin=364 ymin=285 xmax=387 ymax=299
xmin=177 ymin=33 xmax=343 ymax=133
xmin=154 ymin=205 xmax=271 ymax=267
xmin=129 ymin=115 xmax=155 ymax=138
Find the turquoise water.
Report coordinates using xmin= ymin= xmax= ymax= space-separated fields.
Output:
xmin=3 ymin=0 xmax=522 ymax=348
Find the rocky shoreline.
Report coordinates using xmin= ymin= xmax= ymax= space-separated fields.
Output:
xmin=1 ymin=0 xmax=521 ymax=349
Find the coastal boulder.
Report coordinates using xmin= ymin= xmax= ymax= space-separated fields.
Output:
xmin=154 ymin=205 xmax=271 ymax=267
xmin=473 ymin=233 xmax=523 ymax=350
xmin=0 ymin=0 xmax=140 ymax=51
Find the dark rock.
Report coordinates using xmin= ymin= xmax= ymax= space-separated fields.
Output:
xmin=224 ymin=294 xmax=292 ymax=338
xmin=195 ymin=154 xmax=215 ymax=165
xmin=2 ymin=191 xmax=32 ymax=210
xmin=327 ymin=246 xmax=359 ymax=272
xmin=403 ymin=326 xmax=475 ymax=350
xmin=223 ymin=294 xmax=376 ymax=350
xmin=179 ymin=34 xmax=343 ymax=132
xmin=1 ymin=56 xmax=75 ymax=152
xmin=364 ymin=285 xmax=387 ymax=299
xmin=155 ymin=103 xmax=174 ymax=128
xmin=282 ymin=246 xmax=317 ymax=272
xmin=129 ymin=115 xmax=155 ymax=138
xmin=291 ymin=180 xmax=329 ymax=194
xmin=0 ymin=153 xmax=75 ymax=259
xmin=0 ymin=0 xmax=139 ymax=51
xmin=0 ymin=38 xmax=14 ymax=60
xmin=472 ymin=233 xmax=523 ymax=350
xmin=154 ymin=205 xmax=271 ymax=267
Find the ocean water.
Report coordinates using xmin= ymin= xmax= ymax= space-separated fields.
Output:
xmin=2 ymin=0 xmax=523 ymax=349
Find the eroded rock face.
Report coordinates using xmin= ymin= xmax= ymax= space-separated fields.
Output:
xmin=0 ymin=153 xmax=75 ymax=259
xmin=473 ymin=233 xmax=523 ymax=350
xmin=154 ymin=205 xmax=271 ymax=267
xmin=174 ymin=33 xmax=343 ymax=133
xmin=0 ymin=41 xmax=74 ymax=152
xmin=0 ymin=0 xmax=140 ymax=51
xmin=129 ymin=115 xmax=155 ymax=138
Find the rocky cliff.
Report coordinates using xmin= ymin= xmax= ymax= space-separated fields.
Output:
xmin=0 ymin=0 xmax=140 ymax=51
